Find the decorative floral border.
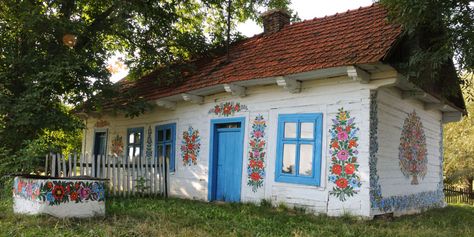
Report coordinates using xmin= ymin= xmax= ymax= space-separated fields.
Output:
xmin=247 ymin=115 xmax=267 ymax=192
xmin=181 ymin=126 xmax=201 ymax=166
xmin=328 ymin=108 xmax=361 ymax=201
xmin=145 ymin=126 xmax=153 ymax=160
xmin=399 ymin=110 xmax=428 ymax=185
xmin=369 ymin=91 xmax=444 ymax=212
xmin=111 ymin=135 xmax=124 ymax=156
xmin=13 ymin=178 xmax=105 ymax=206
xmin=208 ymin=102 xmax=248 ymax=117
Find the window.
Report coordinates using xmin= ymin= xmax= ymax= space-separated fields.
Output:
xmin=155 ymin=124 xmax=176 ymax=172
xmin=275 ymin=113 xmax=322 ymax=186
xmin=127 ymin=127 xmax=144 ymax=159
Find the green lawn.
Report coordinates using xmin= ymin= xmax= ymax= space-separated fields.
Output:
xmin=0 ymin=196 xmax=473 ymax=237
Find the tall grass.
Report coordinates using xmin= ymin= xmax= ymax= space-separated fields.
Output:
xmin=0 ymin=196 xmax=473 ymax=237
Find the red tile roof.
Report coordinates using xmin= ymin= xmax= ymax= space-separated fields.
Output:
xmin=116 ymin=4 xmax=402 ymax=102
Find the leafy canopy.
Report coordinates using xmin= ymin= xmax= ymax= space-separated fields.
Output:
xmin=0 ymin=0 xmax=291 ymax=175
xmin=380 ymin=0 xmax=474 ymax=99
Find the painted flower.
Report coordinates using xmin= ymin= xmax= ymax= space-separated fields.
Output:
xmin=348 ymin=139 xmax=357 ymax=148
xmin=331 ymin=164 xmax=342 ymax=175
xmin=349 ymin=178 xmax=360 ymax=188
xmin=214 ymin=105 xmax=221 ymax=114
xmin=52 ymin=185 xmax=65 ymax=200
xmin=337 ymin=150 xmax=349 ymax=161
xmin=254 ymin=130 xmax=263 ymax=138
xmin=331 ymin=141 xmax=339 ymax=149
xmin=46 ymin=181 xmax=53 ymax=189
xmin=337 ymin=131 xmax=348 ymax=141
xmin=328 ymin=175 xmax=337 ymax=182
xmin=250 ymin=172 xmax=261 ymax=181
xmin=79 ymin=187 xmax=91 ymax=200
xmin=234 ymin=104 xmax=240 ymax=111
xmin=70 ymin=191 xmax=78 ymax=201
xmin=336 ymin=178 xmax=348 ymax=189
xmin=46 ymin=192 xmax=54 ymax=202
xmin=257 ymin=160 xmax=264 ymax=169
xmin=345 ymin=163 xmax=355 ymax=175
xmin=338 ymin=111 xmax=347 ymax=121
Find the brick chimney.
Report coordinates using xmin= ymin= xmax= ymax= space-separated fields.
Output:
xmin=262 ymin=9 xmax=291 ymax=34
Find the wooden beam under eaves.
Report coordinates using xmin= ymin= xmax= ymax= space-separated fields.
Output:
xmin=401 ymin=90 xmax=428 ymax=100
xmin=424 ymin=102 xmax=449 ymax=111
xmin=155 ymin=99 xmax=177 ymax=110
xmin=181 ymin=93 xmax=204 ymax=104
xmin=276 ymin=76 xmax=301 ymax=93
xmin=346 ymin=66 xmax=370 ymax=84
xmin=224 ymin=84 xmax=246 ymax=97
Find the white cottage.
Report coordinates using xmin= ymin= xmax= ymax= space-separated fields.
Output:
xmin=78 ymin=4 xmax=466 ymax=218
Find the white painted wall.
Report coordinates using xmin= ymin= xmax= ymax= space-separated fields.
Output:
xmin=82 ymin=76 xmax=406 ymax=217
xmin=373 ymin=87 xmax=443 ymax=215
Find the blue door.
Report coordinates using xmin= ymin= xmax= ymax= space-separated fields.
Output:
xmin=209 ymin=118 xmax=245 ymax=202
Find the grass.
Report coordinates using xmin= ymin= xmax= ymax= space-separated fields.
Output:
xmin=0 ymin=196 xmax=473 ymax=237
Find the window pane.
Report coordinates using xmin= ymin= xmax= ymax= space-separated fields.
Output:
xmin=165 ymin=129 xmax=171 ymax=141
xmin=129 ymin=133 xmax=134 ymax=143
xmin=299 ymin=144 xmax=313 ymax=176
xmin=284 ymin=123 xmax=297 ymax=138
xmin=134 ymin=147 xmax=140 ymax=157
xmin=282 ymin=144 xmax=296 ymax=174
xmin=135 ymin=132 xmax=141 ymax=144
xmin=300 ymin=122 xmax=314 ymax=139
xmin=157 ymin=145 xmax=163 ymax=158
xmin=128 ymin=147 xmax=134 ymax=158
xmin=157 ymin=130 xmax=164 ymax=142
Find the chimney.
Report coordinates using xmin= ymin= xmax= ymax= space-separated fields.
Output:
xmin=261 ymin=9 xmax=291 ymax=34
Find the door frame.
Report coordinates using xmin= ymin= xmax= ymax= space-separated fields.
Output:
xmin=208 ymin=117 xmax=246 ymax=202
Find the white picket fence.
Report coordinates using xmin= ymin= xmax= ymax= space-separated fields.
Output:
xmin=44 ymin=153 xmax=169 ymax=197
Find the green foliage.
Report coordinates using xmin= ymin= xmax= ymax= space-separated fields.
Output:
xmin=380 ymin=0 xmax=474 ymax=99
xmin=0 ymin=0 xmax=292 ymax=173
xmin=444 ymin=103 xmax=474 ymax=190
xmin=444 ymin=73 xmax=474 ymax=190
xmin=0 ymin=196 xmax=473 ymax=236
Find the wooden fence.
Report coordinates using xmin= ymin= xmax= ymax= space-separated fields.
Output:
xmin=444 ymin=185 xmax=473 ymax=205
xmin=44 ymin=153 xmax=168 ymax=197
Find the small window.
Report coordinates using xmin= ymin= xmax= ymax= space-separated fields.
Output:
xmin=127 ymin=127 xmax=144 ymax=159
xmin=275 ymin=113 xmax=322 ymax=186
xmin=156 ymin=124 xmax=176 ymax=172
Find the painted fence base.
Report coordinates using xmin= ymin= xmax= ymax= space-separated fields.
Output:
xmin=13 ymin=176 xmax=106 ymax=218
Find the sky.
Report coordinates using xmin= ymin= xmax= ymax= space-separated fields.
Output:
xmin=109 ymin=0 xmax=375 ymax=82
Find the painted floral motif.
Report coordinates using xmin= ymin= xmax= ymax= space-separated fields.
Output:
xmin=145 ymin=126 xmax=153 ymax=160
xmin=111 ymin=134 xmax=124 ymax=156
xmin=247 ymin=115 xmax=267 ymax=192
xmin=181 ymin=126 xmax=201 ymax=166
xmin=13 ymin=178 xmax=105 ymax=206
xmin=208 ymin=102 xmax=248 ymax=117
xmin=399 ymin=110 xmax=428 ymax=185
xmin=369 ymin=92 xmax=444 ymax=212
xmin=328 ymin=108 xmax=361 ymax=201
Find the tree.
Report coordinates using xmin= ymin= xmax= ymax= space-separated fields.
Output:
xmin=0 ymin=0 xmax=292 ymax=176
xmin=444 ymin=74 xmax=474 ymax=191
xmin=379 ymin=0 xmax=474 ymax=100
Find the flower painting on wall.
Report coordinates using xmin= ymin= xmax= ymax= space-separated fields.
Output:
xmin=13 ymin=178 xmax=105 ymax=206
xmin=208 ymin=102 xmax=248 ymax=117
xmin=399 ymin=110 xmax=428 ymax=185
xmin=181 ymin=126 xmax=201 ymax=166
xmin=111 ymin=134 xmax=124 ymax=157
xmin=328 ymin=108 xmax=361 ymax=201
xmin=247 ymin=115 xmax=267 ymax=192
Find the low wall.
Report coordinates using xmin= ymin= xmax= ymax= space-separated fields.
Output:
xmin=13 ymin=175 xmax=107 ymax=218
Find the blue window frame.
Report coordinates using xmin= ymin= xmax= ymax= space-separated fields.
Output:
xmin=155 ymin=124 xmax=176 ymax=172
xmin=127 ymin=127 xmax=144 ymax=159
xmin=275 ymin=113 xmax=323 ymax=186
